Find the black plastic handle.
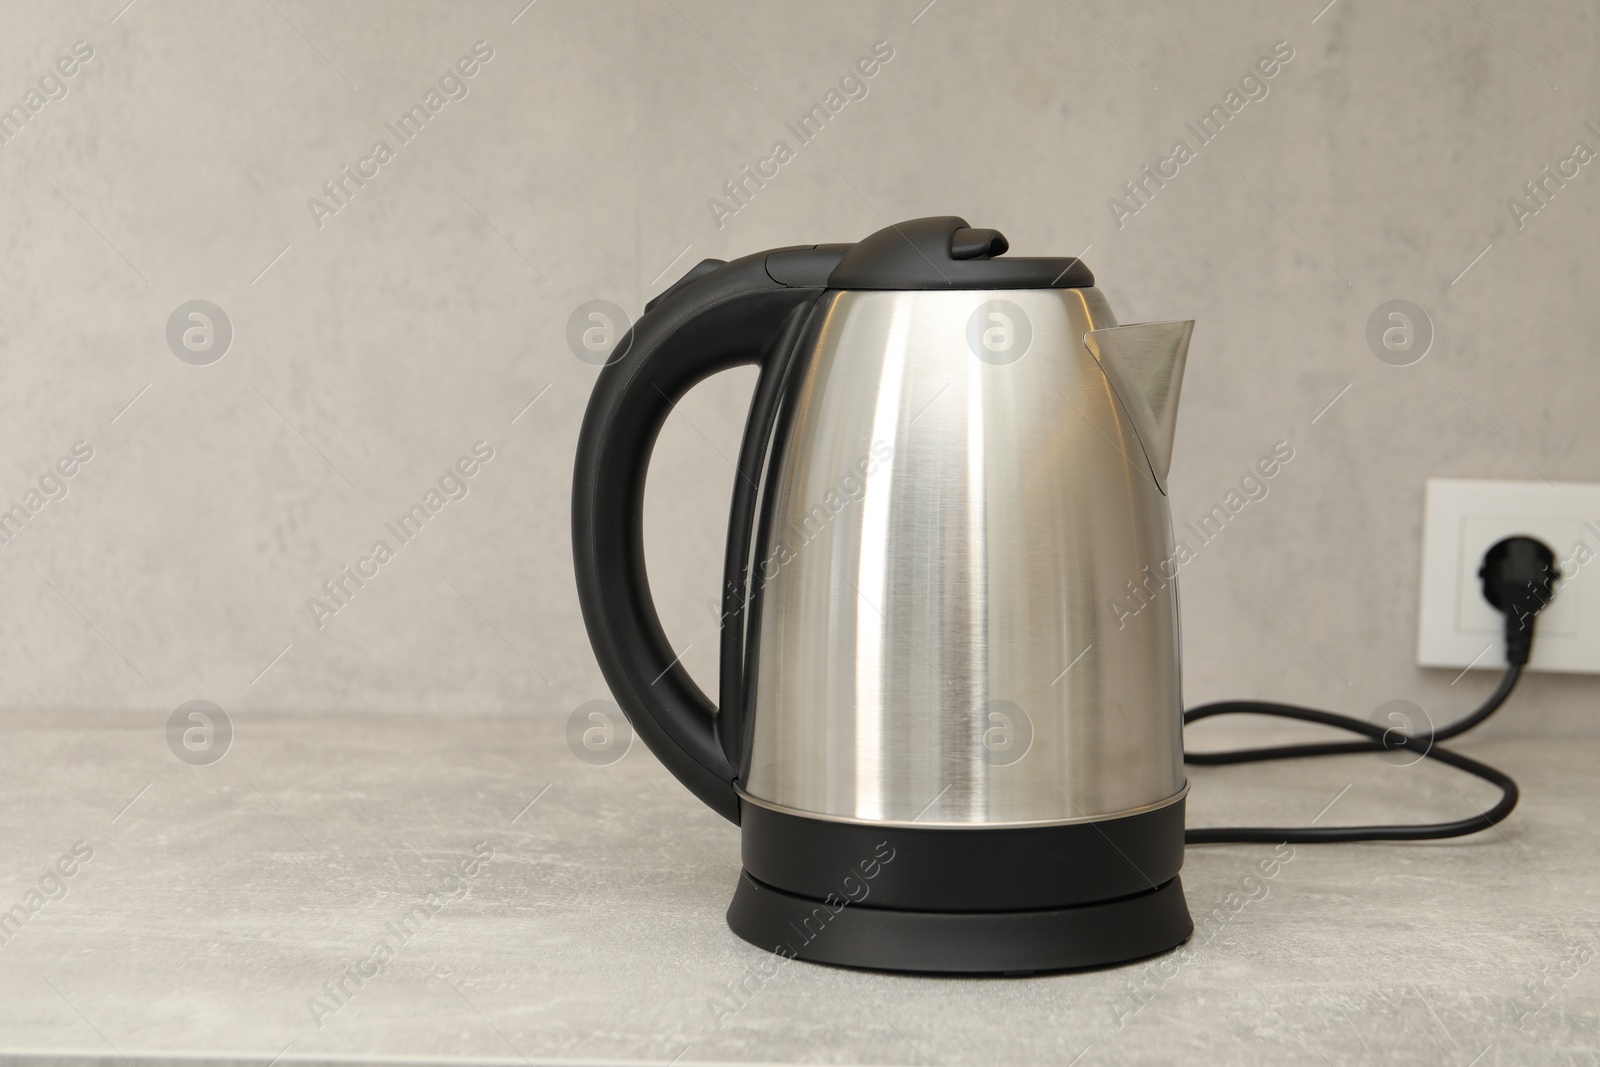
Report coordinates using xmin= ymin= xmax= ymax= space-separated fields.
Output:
xmin=572 ymin=246 xmax=841 ymax=822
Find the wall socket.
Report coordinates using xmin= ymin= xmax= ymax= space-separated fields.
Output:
xmin=1417 ymin=478 xmax=1600 ymax=674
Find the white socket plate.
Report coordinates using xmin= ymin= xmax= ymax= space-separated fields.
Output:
xmin=1417 ymin=478 xmax=1600 ymax=674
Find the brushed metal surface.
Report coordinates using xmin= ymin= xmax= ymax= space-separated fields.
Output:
xmin=1084 ymin=320 xmax=1194 ymax=490
xmin=735 ymin=781 xmax=1189 ymax=830
xmin=742 ymin=288 xmax=1187 ymax=827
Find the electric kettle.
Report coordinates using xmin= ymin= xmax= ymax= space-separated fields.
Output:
xmin=573 ymin=216 xmax=1196 ymax=973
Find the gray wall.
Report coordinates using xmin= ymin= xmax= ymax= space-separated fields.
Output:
xmin=2 ymin=0 xmax=1596 ymax=735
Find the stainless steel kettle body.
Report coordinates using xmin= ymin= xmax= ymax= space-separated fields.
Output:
xmin=573 ymin=217 xmax=1196 ymax=974
xmin=742 ymin=287 xmax=1189 ymax=829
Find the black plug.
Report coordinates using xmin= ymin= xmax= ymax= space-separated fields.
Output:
xmin=1478 ymin=536 xmax=1560 ymax=666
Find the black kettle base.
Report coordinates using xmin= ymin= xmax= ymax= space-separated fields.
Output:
xmin=727 ymin=870 xmax=1192 ymax=975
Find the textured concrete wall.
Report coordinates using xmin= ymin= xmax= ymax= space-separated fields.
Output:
xmin=0 ymin=0 xmax=1596 ymax=735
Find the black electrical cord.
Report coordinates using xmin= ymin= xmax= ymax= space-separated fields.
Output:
xmin=1183 ymin=535 xmax=1558 ymax=846
xmin=1182 ymin=665 xmax=1521 ymax=844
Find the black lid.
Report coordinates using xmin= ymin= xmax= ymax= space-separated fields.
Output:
xmin=826 ymin=216 xmax=1093 ymax=290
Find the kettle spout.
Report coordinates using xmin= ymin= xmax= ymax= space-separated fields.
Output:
xmin=1083 ymin=320 xmax=1194 ymax=490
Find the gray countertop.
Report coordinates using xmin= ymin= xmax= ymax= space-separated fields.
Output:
xmin=0 ymin=711 xmax=1596 ymax=1067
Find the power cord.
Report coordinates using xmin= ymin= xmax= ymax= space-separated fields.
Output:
xmin=1183 ymin=536 xmax=1559 ymax=845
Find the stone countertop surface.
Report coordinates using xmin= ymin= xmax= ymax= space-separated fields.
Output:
xmin=0 ymin=711 xmax=1595 ymax=1067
